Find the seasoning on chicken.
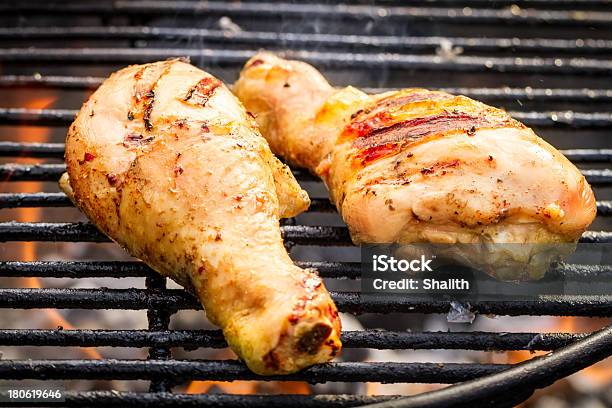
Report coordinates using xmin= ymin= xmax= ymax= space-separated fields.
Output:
xmin=61 ymin=60 xmax=341 ymax=375
xmin=234 ymin=52 xmax=597 ymax=280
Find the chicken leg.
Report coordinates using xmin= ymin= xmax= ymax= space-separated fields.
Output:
xmin=62 ymin=60 xmax=341 ymax=375
xmin=234 ymin=52 xmax=597 ymax=280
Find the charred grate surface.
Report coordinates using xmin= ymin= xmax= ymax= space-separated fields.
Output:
xmin=0 ymin=0 xmax=612 ymax=407
xmin=0 ymin=328 xmax=591 ymax=351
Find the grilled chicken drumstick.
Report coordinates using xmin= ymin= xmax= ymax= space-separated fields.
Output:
xmin=234 ymin=52 xmax=597 ymax=280
xmin=61 ymin=60 xmax=341 ymax=375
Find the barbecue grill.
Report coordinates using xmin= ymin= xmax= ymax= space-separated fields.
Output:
xmin=0 ymin=0 xmax=611 ymax=407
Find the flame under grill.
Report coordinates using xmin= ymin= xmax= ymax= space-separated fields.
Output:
xmin=0 ymin=0 xmax=611 ymax=407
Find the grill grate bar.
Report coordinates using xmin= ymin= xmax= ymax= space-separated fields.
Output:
xmin=581 ymin=169 xmax=612 ymax=184
xmin=0 ymin=222 xmax=353 ymax=245
xmin=364 ymin=87 xmax=612 ymax=101
xmin=3 ymin=143 xmax=611 ymax=163
xmin=0 ymin=260 xmax=609 ymax=280
xmin=3 ymin=108 xmax=612 ymax=129
xmin=0 ymin=221 xmax=610 ymax=244
xmin=1 ymin=164 xmax=610 ymax=185
xmin=0 ymin=163 xmax=602 ymax=185
xmin=0 ymin=163 xmax=317 ymax=182
xmin=2 ymin=192 xmax=612 ymax=217
xmin=48 ymin=392 xmax=399 ymax=408
xmin=0 ymin=328 xmax=587 ymax=351
xmin=0 ymin=192 xmax=72 ymax=208
xmin=352 ymin=1 xmax=612 ymax=6
xmin=557 ymin=148 xmax=612 ymax=162
xmin=0 ymin=260 xmax=363 ymax=280
xmin=4 ymin=27 xmax=612 ymax=55
xmin=2 ymin=48 xmax=612 ymax=75
xmin=1 ymin=75 xmax=610 ymax=103
xmin=0 ymin=287 xmax=609 ymax=316
xmin=0 ymin=359 xmax=513 ymax=383
xmin=59 ymin=392 xmax=399 ymax=408
xmin=0 ymin=142 xmax=65 ymax=158
xmin=0 ymin=163 xmax=69 ymax=182
xmin=0 ymin=75 xmax=104 ymax=89
xmin=3 ymin=1 xmax=611 ymax=26
xmin=598 ymin=200 xmax=612 ymax=215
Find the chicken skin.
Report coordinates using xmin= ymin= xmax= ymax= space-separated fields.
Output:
xmin=234 ymin=52 xmax=597 ymax=280
xmin=61 ymin=60 xmax=341 ymax=375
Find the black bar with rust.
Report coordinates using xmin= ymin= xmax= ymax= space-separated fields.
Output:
xmin=0 ymin=288 xmax=609 ymax=316
xmin=0 ymin=164 xmax=610 ymax=185
xmin=0 ymin=108 xmax=76 ymax=126
xmin=4 ymin=143 xmax=612 ymax=162
xmin=0 ymin=328 xmax=587 ymax=351
xmin=1 ymin=76 xmax=610 ymax=104
xmin=1 ymin=48 xmax=612 ymax=76
xmin=0 ymin=163 xmax=67 ymax=181
xmin=0 ymin=163 xmax=322 ymax=182
xmin=0 ymin=359 xmax=511 ymax=383
xmin=0 ymin=260 xmax=363 ymax=279
xmin=1 ymin=192 xmax=612 ymax=218
xmin=0 ymin=222 xmax=609 ymax=244
xmin=2 ymin=1 xmax=611 ymax=26
xmin=0 ymin=222 xmax=355 ymax=245
xmin=0 ymin=141 xmax=65 ymax=158
xmin=0 ymin=192 xmax=73 ymax=208
xmin=3 ymin=27 xmax=612 ymax=55
xmin=61 ymin=392 xmax=400 ymax=408
xmin=0 ymin=260 xmax=609 ymax=281
xmin=3 ymin=108 xmax=612 ymax=128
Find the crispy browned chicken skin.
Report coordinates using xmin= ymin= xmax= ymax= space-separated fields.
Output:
xmin=61 ymin=60 xmax=341 ymax=375
xmin=234 ymin=52 xmax=597 ymax=280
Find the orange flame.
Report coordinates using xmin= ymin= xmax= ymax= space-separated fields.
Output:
xmin=22 ymin=277 xmax=102 ymax=360
xmin=186 ymin=380 xmax=258 ymax=395
xmin=186 ymin=380 xmax=310 ymax=395
xmin=507 ymin=316 xmax=611 ymax=402
xmin=13 ymin=96 xmax=102 ymax=361
xmin=184 ymin=350 xmax=309 ymax=395
xmin=557 ymin=317 xmax=612 ymax=386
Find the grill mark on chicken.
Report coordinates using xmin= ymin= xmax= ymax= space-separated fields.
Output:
xmin=355 ymin=112 xmax=514 ymax=149
xmin=352 ymin=112 xmax=519 ymax=165
xmin=130 ymin=62 xmax=174 ymax=132
xmin=142 ymin=90 xmax=155 ymax=131
xmin=184 ymin=77 xmax=222 ymax=107
xmin=351 ymin=90 xmax=452 ymax=122
xmin=133 ymin=66 xmax=146 ymax=81
xmin=123 ymin=133 xmax=154 ymax=148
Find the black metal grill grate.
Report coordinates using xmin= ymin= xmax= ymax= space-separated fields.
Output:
xmin=0 ymin=0 xmax=611 ymax=407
